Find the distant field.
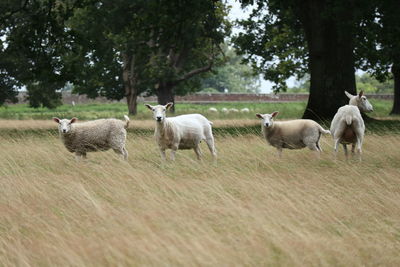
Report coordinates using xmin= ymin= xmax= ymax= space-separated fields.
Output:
xmin=1 ymin=100 xmax=400 ymax=265
xmin=0 ymin=99 xmax=398 ymax=120
xmin=0 ymin=131 xmax=400 ymax=265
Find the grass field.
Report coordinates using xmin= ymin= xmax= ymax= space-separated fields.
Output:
xmin=0 ymin=131 xmax=400 ymax=266
xmin=0 ymin=102 xmax=400 ymax=265
xmin=1 ymin=99 xmax=398 ymax=120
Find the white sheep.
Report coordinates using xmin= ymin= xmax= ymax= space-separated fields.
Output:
xmin=330 ymin=91 xmax=373 ymax=160
xmin=53 ymin=115 xmax=130 ymax=160
xmin=229 ymin=108 xmax=239 ymax=113
xmin=330 ymin=105 xmax=365 ymax=160
xmin=145 ymin=103 xmax=217 ymax=161
xmin=221 ymin=107 xmax=229 ymax=113
xmin=208 ymin=107 xmax=218 ymax=113
xmin=344 ymin=90 xmax=374 ymax=112
xmin=240 ymin=108 xmax=250 ymax=113
xmin=256 ymin=111 xmax=330 ymax=157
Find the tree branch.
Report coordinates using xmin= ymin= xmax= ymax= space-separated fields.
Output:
xmin=172 ymin=60 xmax=213 ymax=85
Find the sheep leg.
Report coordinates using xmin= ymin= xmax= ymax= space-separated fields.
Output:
xmin=307 ymin=143 xmax=321 ymax=158
xmin=356 ymin=138 xmax=363 ymax=162
xmin=170 ymin=145 xmax=178 ymax=161
xmin=159 ymin=148 xmax=166 ymax=161
xmin=170 ymin=149 xmax=177 ymax=161
xmin=342 ymin=144 xmax=349 ymax=160
xmin=75 ymin=152 xmax=86 ymax=161
xmin=113 ymin=148 xmax=128 ymax=160
xmin=194 ymin=145 xmax=202 ymax=160
xmin=333 ymin=138 xmax=340 ymax=160
xmin=277 ymin=147 xmax=283 ymax=158
xmin=354 ymin=131 xmax=364 ymax=162
xmin=205 ymin=137 xmax=217 ymax=159
xmin=122 ymin=147 xmax=128 ymax=160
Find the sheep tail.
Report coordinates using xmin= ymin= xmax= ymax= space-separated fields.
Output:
xmin=318 ymin=125 xmax=331 ymax=135
xmin=124 ymin=115 xmax=130 ymax=129
xmin=208 ymin=120 xmax=213 ymax=126
xmin=345 ymin=115 xmax=352 ymax=126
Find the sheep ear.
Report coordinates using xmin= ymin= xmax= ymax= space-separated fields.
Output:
xmin=165 ymin=102 xmax=174 ymax=110
xmin=256 ymin=113 xmax=263 ymax=119
xmin=145 ymin=104 xmax=153 ymax=110
xmin=70 ymin=117 xmax=77 ymax=123
xmin=271 ymin=111 xmax=279 ymax=118
xmin=52 ymin=117 xmax=60 ymax=123
xmin=344 ymin=91 xmax=353 ymax=99
xmin=358 ymin=90 xmax=364 ymax=98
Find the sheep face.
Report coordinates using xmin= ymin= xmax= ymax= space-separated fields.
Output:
xmin=145 ymin=103 xmax=173 ymax=122
xmin=256 ymin=111 xmax=279 ymax=128
xmin=345 ymin=91 xmax=373 ymax=113
xmin=53 ymin=117 xmax=77 ymax=134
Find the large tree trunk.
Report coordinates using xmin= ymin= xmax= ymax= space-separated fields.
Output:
xmin=122 ymin=52 xmax=138 ymax=115
xmin=157 ymin=81 xmax=175 ymax=112
xmin=296 ymin=0 xmax=356 ymax=121
xmin=390 ymin=63 xmax=400 ymax=115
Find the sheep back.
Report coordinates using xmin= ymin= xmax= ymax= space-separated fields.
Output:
xmin=264 ymin=120 xmax=323 ymax=149
xmin=62 ymin=119 xmax=127 ymax=153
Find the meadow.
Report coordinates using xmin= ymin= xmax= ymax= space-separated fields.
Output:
xmin=0 ymin=101 xmax=400 ymax=266
xmin=1 ymin=99 xmax=398 ymax=120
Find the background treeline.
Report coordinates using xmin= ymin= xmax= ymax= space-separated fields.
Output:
xmin=1 ymin=0 xmax=400 ymax=118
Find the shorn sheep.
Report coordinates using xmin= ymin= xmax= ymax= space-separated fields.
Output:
xmin=345 ymin=90 xmax=374 ymax=113
xmin=330 ymin=91 xmax=373 ymax=160
xmin=53 ymin=115 xmax=130 ymax=160
xmin=256 ymin=111 xmax=330 ymax=157
xmin=145 ymin=103 xmax=217 ymax=161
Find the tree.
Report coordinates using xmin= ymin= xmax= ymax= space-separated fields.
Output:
xmin=1 ymin=0 xmax=229 ymax=114
xmin=199 ymin=46 xmax=261 ymax=93
xmin=65 ymin=0 xmax=230 ymax=113
xmin=1 ymin=0 xmax=80 ymax=108
xmin=355 ymin=0 xmax=400 ymax=114
xmin=235 ymin=0 xmax=375 ymax=120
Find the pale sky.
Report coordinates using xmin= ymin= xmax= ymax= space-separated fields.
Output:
xmin=227 ymin=0 xmax=295 ymax=93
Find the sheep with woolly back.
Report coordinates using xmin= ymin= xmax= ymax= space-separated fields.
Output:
xmin=330 ymin=91 xmax=373 ymax=160
xmin=145 ymin=103 xmax=217 ymax=161
xmin=53 ymin=115 xmax=130 ymax=160
xmin=256 ymin=111 xmax=330 ymax=157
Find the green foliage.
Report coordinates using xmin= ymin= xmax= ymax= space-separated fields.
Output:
xmin=199 ymin=46 xmax=261 ymax=93
xmin=233 ymin=0 xmax=307 ymax=92
xmin=0 ymin=0 xmax=79 ymax=108
xmin=26 ymin=82 xmax=62 ymax=109
xmin=288 ymin=73 xmax=394 ymax=93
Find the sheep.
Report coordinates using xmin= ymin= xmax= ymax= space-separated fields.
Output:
xmin=145 ymin=103 xmax=217 ymax=161
xmin=221 ymin=107 xmax=229 ymax=113
xmin=229 ymin=108 xmax=239 ymax=113
xmin=208 ymin=107 xmax=218 ymax=113
xmin=52 ymin=115 xmax=130 ymax=160
xmin=330 ymin=91 xmax=373 ymax=161
xmin=330 ymin=105 xmax=365 ymax=161
xmin=240 ymin=107 xmax=250 ymax=113
xmin=344 ymin=90 xmax=374 ymax=113
xmin=256 ymin=111 xmax=330 ymax=157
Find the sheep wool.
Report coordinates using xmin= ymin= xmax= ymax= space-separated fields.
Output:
xmin=53 ymin=115 xmax=129 ymax=160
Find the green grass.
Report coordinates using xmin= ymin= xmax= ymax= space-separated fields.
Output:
xmin=0 ymin=102 xmax=307 ymax=120
xmin=0 ymin=99 xmax=397 ymax=120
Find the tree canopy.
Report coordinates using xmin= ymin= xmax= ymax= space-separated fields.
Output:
xmin=1 ymin=0 xmax=230 ymax=114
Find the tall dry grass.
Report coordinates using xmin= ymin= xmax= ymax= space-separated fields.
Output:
xmin=0 ymin=130 xmax=399 ymax=266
